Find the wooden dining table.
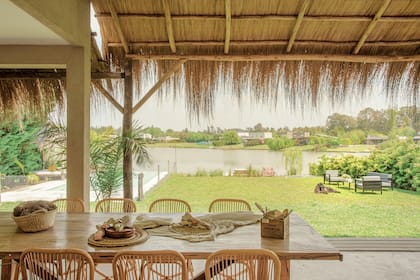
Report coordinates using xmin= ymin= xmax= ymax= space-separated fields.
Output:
xmin=0 ymin=212 xmax=342 ymax=280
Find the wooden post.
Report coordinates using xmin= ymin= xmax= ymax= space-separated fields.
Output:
xmin=137 ymin=172 xmax=144 ymax=201
xmin=122 ymin=59 xmax=133 ymax=199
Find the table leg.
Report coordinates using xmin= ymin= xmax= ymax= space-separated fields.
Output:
xmin=280 ymin=259 xmax=290 ymax=280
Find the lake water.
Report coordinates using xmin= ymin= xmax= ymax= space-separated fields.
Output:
xmin=136 ymin=147 xmax=369 ymax=176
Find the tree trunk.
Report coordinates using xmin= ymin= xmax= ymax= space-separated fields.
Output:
xmin=123 ymin=59 xmax=133 ymax=199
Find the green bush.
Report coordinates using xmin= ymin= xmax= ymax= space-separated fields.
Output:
xmin=310 ymin=140 xmax=419 ymax=190
xmin=195 ymin=169 xmax=209 ymax=176
xmin=244 ymin=139 xmax=262 ymax=147
xmin=0 ymin=120 xmax=43 ymax=175
xmin=209 ymin=169 xmax=224 ymax=176
xmin=266 ymin=136 xmax=294 ymax=151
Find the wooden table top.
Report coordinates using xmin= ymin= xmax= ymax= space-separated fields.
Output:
xmin=0 ymin=212 xmax=342 ymax=261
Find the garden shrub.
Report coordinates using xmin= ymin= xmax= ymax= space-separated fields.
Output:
xmin=208 ymin=169 xmax=224 ymax=176
xmin=195 ymin=169 xmax=208 ymax=176
xmin=310 ymin=140 xmax=419 ymax=190
xmin=266 ymin=136 xmax=294 ymax=151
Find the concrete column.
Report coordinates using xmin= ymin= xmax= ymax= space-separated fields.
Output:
xmin=66 ymin=46 xmax=90 ymax=210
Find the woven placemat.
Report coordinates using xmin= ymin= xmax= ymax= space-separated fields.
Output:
xmin=88 ymin=229 xmax=149 ymax=247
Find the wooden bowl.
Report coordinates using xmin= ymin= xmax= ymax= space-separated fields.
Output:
xmin=104 ymin=227 xmax=135 ymax=239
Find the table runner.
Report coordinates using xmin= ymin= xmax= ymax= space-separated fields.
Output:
xmin=134 ymin=212 xmax=262 ymax=242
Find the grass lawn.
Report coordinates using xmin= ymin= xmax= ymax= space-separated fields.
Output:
xmin=136 ymin=175 xmax=420 ymax=238
xmin=1 ymin=175 xmax=418 ymax=237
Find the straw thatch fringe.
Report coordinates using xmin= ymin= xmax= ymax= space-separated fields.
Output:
xmin=121 ymin=59 xmax=420 ymax=122
xmin=0 ymin=80 xmax=64 ymax=123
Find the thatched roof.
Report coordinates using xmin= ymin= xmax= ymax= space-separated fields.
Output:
xmin=1 ymin=0 xmax=419 ymax=122
xmin=92 ymin=0 xmax=420 ymax=118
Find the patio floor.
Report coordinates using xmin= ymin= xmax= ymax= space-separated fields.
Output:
xmin=291 ymin=251 xmax=420 ymax=279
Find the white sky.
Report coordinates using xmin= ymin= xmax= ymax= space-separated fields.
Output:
xmin=90 ymin=89 xmax=412 ymax=131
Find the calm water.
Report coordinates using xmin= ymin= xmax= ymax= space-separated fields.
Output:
xmin=137 ymin=147 xmax=369 ymax=175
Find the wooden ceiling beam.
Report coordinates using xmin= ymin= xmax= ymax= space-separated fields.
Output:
xmin=108 ymin=39 xmax=420 ymax=48
xmin=353 ymin=0 xmax=392 ymax=54
xmin=224 ymin=0 xmax=232 ymax=54
xmin=0 ymin=71 xmax=124 ymax=80
xmin=287 ymin=0 xmax=310 ymax=52
xmin=106 ymin=0 xmax=129 ymax=53
xmin=126 ymin=53 xmax=420 ymax=63
xmin=132 ymin=59 xmax=187 ymax=113
xmin=93 ymin=82 xmax=124 ymax=113
xmin=161 ymin=0 xmax=177 ymax=53
xmin=96 ymin=13 xmax=420 ymax=23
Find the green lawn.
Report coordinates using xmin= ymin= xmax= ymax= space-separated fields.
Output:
xmin=2 ymin=175 xmax=418 ymax=237
xmin=137 ymin=175 xmax=420 ymax=238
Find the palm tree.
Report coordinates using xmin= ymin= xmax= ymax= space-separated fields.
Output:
xmin=40 ymin=121 xmax=149 ymax=200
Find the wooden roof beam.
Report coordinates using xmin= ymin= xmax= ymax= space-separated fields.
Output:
xmin=161 ymin=0 xmax=176 ymax=53
xmin=126 ymin=53 xmax=420 ymax=63
xmin=109 ymin=39 xmax=420 ymax=48
xmin=353 ymin=0 xmax=392 ymax=54
xmin=107 ymin=0 xmax=129 ymax=53
xmin=95 ymin=13 xmax=420 ymax=23
xmin=287 ymin=0 xmax=310 ymax=53
xmin=93 ymin=82 xmax=124 ymax=113
xmin=224 ymin=0 xmax=231 ymax=54
xmin=0 ymin=71 xmax=124 ymax=80
xmin=132 ymin=59 xmax=187 ymax=113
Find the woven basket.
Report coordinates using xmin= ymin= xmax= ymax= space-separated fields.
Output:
xmin=13 ymin=209 xmax=57 ymax=233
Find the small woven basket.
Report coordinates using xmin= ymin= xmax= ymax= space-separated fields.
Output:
xmin=13 ymin=209 xmax=57 ymax=233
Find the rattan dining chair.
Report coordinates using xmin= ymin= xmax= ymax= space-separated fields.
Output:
xmin=52 ymin=198 xmax=85 ymax=213
xmin=19 ymin=248 xmax=95 ymax=280
xmin=205 ymin=249 xmax=281 ymax=280
xmin=95 ymin=198 xmax=136 ymax=213
xmin=208 ymin=198 xmax=252 ymax=213
xmin=112 ymin=250 xmax=188 ymax=280
xmin=148 ymin=198 xmax=192 ymax=213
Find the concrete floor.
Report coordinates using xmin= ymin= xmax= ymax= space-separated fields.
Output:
xmin=291 ymin=252 xmax=420 ymax=280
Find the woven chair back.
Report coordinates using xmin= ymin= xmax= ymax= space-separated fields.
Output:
xmin=52 ymin=198 xmax=85 ymax=213
xmin=208 ymin=199 xmax=251 ymax=213
xmin=112 ymin=250 xmax=188 ymax=280
xmin=149 ymin=198 xmax=192 ymax=213
xmin=95 ymin=198 xmax=136 ymax=213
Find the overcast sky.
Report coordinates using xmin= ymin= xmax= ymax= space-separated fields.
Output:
xmin=90 ymin=88 xmax=412 ymax=131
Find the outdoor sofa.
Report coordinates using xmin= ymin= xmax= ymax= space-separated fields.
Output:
xmin=367 ymin=172 xmax=393 ymax=190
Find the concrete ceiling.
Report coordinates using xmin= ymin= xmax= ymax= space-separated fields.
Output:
xmin=0 ymin=0 xmax=68 ymax=45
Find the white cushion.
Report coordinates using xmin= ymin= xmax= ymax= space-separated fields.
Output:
xmin=363 ymin=176 xmax=381 ymax=181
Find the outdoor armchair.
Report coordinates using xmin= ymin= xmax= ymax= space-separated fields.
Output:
xmin=355 ymin=176 xmax=383 ymax=194
xmin=324 ymin=170 xmax=345 ymax=185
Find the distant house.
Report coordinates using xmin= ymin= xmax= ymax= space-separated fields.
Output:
xmin=249 ymin=132 xmax=273 ymax=139
xmin=236 ymin=131 xmax=249 ymax=138
xmin=366 ymin=135 xmax=388 ymax=145
xmin=138 ymin=133 xmax=152 ymax=140
xmin=155 ymin=136 xmax=180 ymax=142
xmin=287 ymin=131 xmax=310 ymax=145
xmin=239 ymin=131 xmax=272 ymax=145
